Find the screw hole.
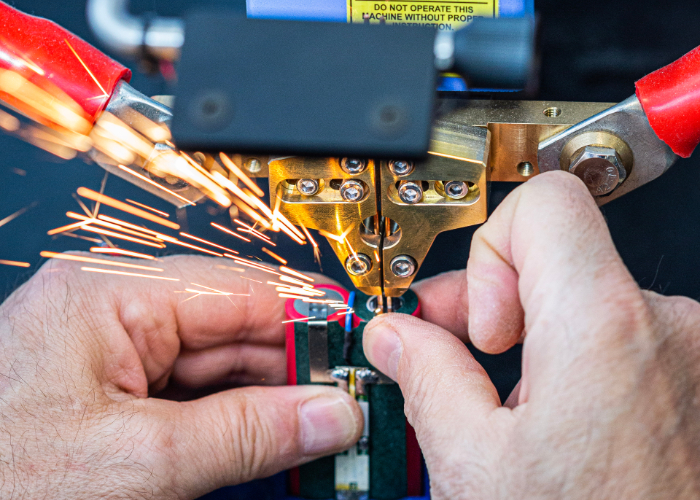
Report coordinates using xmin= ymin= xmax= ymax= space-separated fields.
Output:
xmin=517 ymin=162 xmax=535 ymax=177
xmin=543 ymin=107 xmax=562 ymax=118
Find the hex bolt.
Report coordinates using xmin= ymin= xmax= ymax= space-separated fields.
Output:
xmin=390 ymin=255 xmax=417 ymax=278
xmin=389 ymin=159 xmax=414 ymax=176
xmin=346 ymin=253 xmax=372 ymax=276
xmin=296 ymin=179 xmax=320 ymax=196
xmin=444 ymin=181 xmax=469 ymax=200
xmin=340 ymin=158 xmax=367 ymax=175
xmin=397 ymin=181 xmax=423 ymax=204
xmin=340 ymin=180 xmax=365 ymax=202
xmin=568 ymin=145 xmax=627 ymax=197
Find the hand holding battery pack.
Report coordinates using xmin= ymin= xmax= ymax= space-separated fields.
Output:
xmin=364 ymin=172 xmax=700 ymax=499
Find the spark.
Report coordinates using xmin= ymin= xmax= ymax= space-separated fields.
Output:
xmin=230 ymin=197 xmax=273 ymax=230
xmin=66 ymin=213 xmax=164 ymax=242
xmin=302 ymin=298 xmax=347 ymax=304
xmin=0 ymin=201 xmax=37 ymax=228
xmin=40 ymin=251 xmax=164 ymax=272
xmin=280 ymin=266 xmax=315 ymax=282
xmin=80 ymin=225 xmax=165 ymax=248
xmin=239 ymin=276 xmax=263 ymax=284
xmin=117 ymin=165 xmax=194 ymax=206
xmin=336 ymin=309 xmax=355 ymax=316
xmin=268 ymin=281 xmax=326 ymax=297
xmin=301 ymin=224 xmax=322 ymax=269
xmin=345 ymin=237 xmax=360 ymax=261
xmin=180 ymin=232 xmax=239 ymax=255
xmin=0 ymin=259 xmax=30 ymax=268
xmin=156 ymin=234 xmax=223 ymax=257
xmin=235 ymin=219 xmax=272 ymax=241
xmin=219 ymin=153 xmax=265 ymax=197
xmin=81 ymin=267 xmax=179 ymax=281
xmin=72 ymin=192 xmax=93 ymax=217
xmin=215 ymin=265 xmax=246 ymax=272
xmin=97 ymin=215 xmax=162 ymax=237
xmin=77 ymin=187 xmax=180 ymax=230
xmin=58 ymin=232 xmax=103 ymax=244
xmin=93 ymin=171 xmax=109 ymax=217
xmin=226 ymin=255 xmax=281 ymax=275
xmin=47 ymin=220 xmax=90 ymax=236
xmin=282 ymin=316 xmax=316 ymax=324
xmin=11 ymin=167 xmax=25 ymax=176
xmin=0 ymin=109 xmax=20 ymax=132
xmin=188 ymin=283 xmax=250 ymax=296
xmin=319 ymin=226 xmax=354 ymax=243
xmin=64 ymin=39 xmax=109 ymax=100
xmin=126 ymin=199 xmax=170 ymax=218
xmin=238 ymin=228 xmax=276 ymax=245
xmin=211 ymin=222 xmax=252 ymax=243
xmin=279 ymin=275 xmax=307 ymax=287
xmin=89 ymin=247 xmax=156 ymax=260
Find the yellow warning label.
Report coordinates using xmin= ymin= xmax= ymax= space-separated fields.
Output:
xmin=347 ymin=0 xmax=498 ymax=31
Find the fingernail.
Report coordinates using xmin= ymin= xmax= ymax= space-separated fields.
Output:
xmin=300 ymin=395 xmax=359 ymax=455
xmin=365 ymin=322 xmax=402 ymax=381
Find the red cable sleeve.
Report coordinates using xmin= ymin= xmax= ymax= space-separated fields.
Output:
xmin=636 ymin=45 xmax=700 ymax=158
xmin=0 ymin=2 xmax=131 ymax=124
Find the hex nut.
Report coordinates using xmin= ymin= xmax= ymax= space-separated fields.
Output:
xmin=569 ymin=145 xmax=627 ymax=197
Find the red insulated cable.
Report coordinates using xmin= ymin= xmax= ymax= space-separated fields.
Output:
xmin=0 ymin=1 xmax=131 ymax=124
xmin=636 ymin=45 xmax=700 ymax=158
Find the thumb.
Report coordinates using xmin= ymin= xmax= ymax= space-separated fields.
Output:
xmin=363 ymin=312 xmax=513 ymax=488
xmin=138 ymin=385 xmax=363 ymax=498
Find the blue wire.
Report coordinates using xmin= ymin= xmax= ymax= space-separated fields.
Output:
xmin=345 ymin=291 xmax=355 ymax=333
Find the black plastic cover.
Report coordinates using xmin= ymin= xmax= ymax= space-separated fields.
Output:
xmin=171 ymin=13 xmax=437 ymax=158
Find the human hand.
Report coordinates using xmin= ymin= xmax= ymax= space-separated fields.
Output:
xmin=364 ymin=172 xmax=700 ymax=499
xmin=0 ymin=255 xmax=362 ymax=499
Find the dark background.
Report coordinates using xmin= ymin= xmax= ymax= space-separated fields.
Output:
xmin=1 ymin=0 xmax=700 ymax=498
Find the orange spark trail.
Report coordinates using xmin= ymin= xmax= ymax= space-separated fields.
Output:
xmin=0 ymin=201 xmax=38 ymax=228
xmin=319 ymin=226 xmax=354 ymax=243
xmin=279 ymin=275 xmax=308 ymax=287
xmin=77 ymin=187 xmax=179 ymax=230
xmin=81 ymin=267 xmax=179 ymax=281
xmin=66 ymin=213 xmax=164 ymax=242
xmin=226 ymin=255 xmax=281 ymax=275
xmin=239 ymin=276 xmax=263 ymax=284
xmin=126 ymin=199 xmax=170 ymax=218
xmin=215 ymin=265 xmax=246 ymax=272
xmin=156 ymin=234 xmax=223 ymax=257
xmin=280 ymin=266 xmax=315 ymax=282
xmin=274 ymin=287 xmax=325 ymax=298
xmin=262 ymin=247 xmax=287 ymax=265
xmin=0 ymin=260 xmax=30 ymax=268
xmin=234 ymin=219 xmax=272 ymax=241
xmin=64 ymin=39 xmax=109 ymax=100
xmin=47 ymin=220 xmax=90 ymax=236
xmin=80 ymin=226 xmax=165 ymax=248
xmin=180 ymin=232 xmax=239 ymax=255
xmin=117 ymin=165 xmax=194 ymax=206
xmin=60 ymin=232 xmax=103 ymax=244
xmin=211 ymin=222 xmax=252 ymax=242
xmin=282 ymin=316 xmax=316 ymax=324
xmin=301 ymin=225 xmax=319 ymax=249
xmin=90 ymin=247 xmax=156 ymax=260
xmin=97 ymin=215 xmax=161 ymax=237
xmin=238 ymin=228 xmax=276 ymax=245
xmin=40 ymin=251 xmax=164 ymax=272
xmin=190 ymin=283 xmax=250 ymax=296
xmin=219 ymin=153 xmax=265 ymax=197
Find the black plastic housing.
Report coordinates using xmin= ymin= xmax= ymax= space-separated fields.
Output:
xmin=172 ymin=13 xmax=437 ymax=159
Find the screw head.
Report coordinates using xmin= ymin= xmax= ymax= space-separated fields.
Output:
xmin=391 ymin=255 xmax=417 ymax=278
xmin=398 ymin=181 xmax=423 ymax=204
xmin=569 ymin=145 xmax=627 ymax=197
xmin=340 ymin=158 xmax=367 ymax=175
xmin=296 ymin=179 xmax=320 ymax=196
xmin=340 ymin=180 xmax=365 ymax=202
xmin=444 ymin=181 xmax=469 ymax=200
xmin=389 ymin=160 xmax=414 ymax=176
xmin=346 ymin=254 xmax=372 ymax=276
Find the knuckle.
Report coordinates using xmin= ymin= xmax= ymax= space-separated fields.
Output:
xmin=221 ymin=392 xmax=277 ymax=482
